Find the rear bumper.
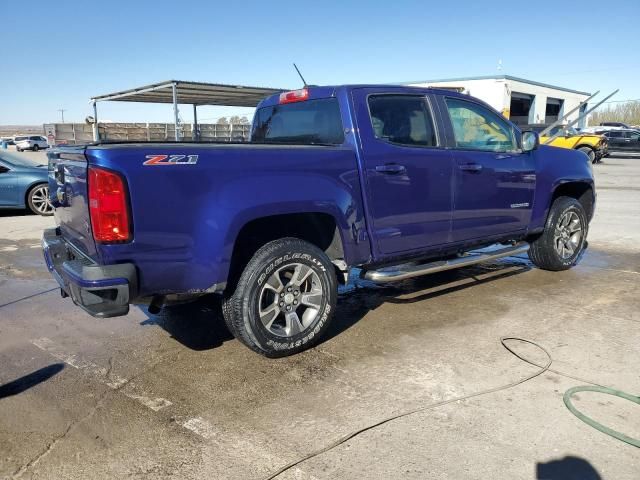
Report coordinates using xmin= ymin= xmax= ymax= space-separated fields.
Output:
xmin=42 ymin=227 xmax=137 ymax=318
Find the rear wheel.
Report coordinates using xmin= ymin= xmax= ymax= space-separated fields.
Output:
xmin=27 ymin=184 xmax=53 ymax=216
xmin=222 ymin=238 xmax=337 ymax=357
xmin=528 ymin=196 xmax=587 ymax=271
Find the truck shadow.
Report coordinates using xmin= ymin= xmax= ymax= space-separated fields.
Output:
xmin=323 ymin=258 xmax=531 ymax=344
xmin=142 ymin=257 xmax=531 ymax=352
xmin=140 ymin=298 xmax=233 ymax=351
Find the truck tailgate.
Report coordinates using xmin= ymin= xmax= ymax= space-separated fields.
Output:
xmin=48 ymin=146 xmax=98 ymax=259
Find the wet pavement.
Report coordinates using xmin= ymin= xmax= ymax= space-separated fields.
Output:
xmin=0 ymin=156 xmax=639 ymax=479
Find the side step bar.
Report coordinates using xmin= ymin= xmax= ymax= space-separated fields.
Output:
xmin=361 ymin=242 xmax=530 ymax=283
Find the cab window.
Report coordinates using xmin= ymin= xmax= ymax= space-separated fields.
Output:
xmin=445 ymin=98 xmax=516 ymax=152
xmin=368 ymin=95 xmax=437 ymax=147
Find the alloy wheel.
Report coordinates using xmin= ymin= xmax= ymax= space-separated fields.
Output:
xmin=554 ymin=210 xmax=582 ymax=259
xmin=31 ymin=185 xmax=53 ymax=215
xmin=258 ymin=262 xmax=324 ymax=337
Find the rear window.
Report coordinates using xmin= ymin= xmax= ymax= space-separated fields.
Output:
xmin=251 ymin=98 xmax=344 ymax=145
xmin=14 ymin=136 xmax=27 ymax=141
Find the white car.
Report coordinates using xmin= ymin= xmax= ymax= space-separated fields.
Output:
xmin=15 ymin=135 xmax=48 ymax=152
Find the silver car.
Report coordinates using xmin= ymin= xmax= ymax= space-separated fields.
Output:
xmin=15 ymin=135 xmax=48 ymax=152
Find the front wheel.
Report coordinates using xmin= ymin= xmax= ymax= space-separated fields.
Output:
xmin=577 ymin=146 xmax=595 ymax=163
xmin=27 ymin=184 xmax=54 ymax=216
xmin=32 ymin=144 xmax=39 ymax=152
xmin=222 ymin=238 xmax=337 ymax=357
xmin=528 ymin=196 xmax=587 ymax=271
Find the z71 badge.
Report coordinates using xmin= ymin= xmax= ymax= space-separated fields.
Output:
xmin=143 ymin=154 xmax=199 ymax=166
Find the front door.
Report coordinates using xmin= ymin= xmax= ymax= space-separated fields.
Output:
xmin=0 ymin=162 xmax=18 ymax=206
xmin=351 ymin=88 xmax=454 ymax=257
xmin=621 ymin=131 xmax=640 ymax=151
xmin=441 ymin=96 xmax=536 ymax=242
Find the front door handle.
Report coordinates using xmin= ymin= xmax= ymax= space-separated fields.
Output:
xmin=375 ymin=163 xmax=406 ymax=175
xmin=459 ymin=163 xmax=483 ymax=173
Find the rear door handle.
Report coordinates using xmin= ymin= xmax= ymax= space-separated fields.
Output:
xmin=459 ymin=163 xmax=483 ymax=173
xmin=375 ymin=163 xmax=406 ymax=175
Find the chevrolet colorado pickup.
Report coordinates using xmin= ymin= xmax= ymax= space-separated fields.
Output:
xmin=43 ymin=85 xmax=595 ymax=357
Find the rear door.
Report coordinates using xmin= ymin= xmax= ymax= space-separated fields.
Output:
xmin=605 ymin=131 xmax=625 ymax=150
xmin=351 ymin=88 xmax=454 ymax=256
xmin=439 ymin=96 xmax=536 ymax=242
xmin=48 ymin=146 xmax=98 ymax=258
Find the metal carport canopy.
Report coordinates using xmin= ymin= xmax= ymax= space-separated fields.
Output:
xmin=90 ymin=80 xmax=286 ymax=140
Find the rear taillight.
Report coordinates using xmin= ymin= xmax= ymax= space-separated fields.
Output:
xmin=88 ymin=166 xmax=131 ymax=243
xmin=279 ymin=88 xmax=309 ymax=104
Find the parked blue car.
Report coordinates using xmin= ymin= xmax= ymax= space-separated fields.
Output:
xmin=0 ymin=151 xmax=53 ymax=215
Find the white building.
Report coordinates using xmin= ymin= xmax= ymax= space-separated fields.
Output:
xmin=405 ymin=75 xmax=591 ymax=127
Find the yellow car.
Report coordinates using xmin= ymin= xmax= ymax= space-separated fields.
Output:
xmin=523 ymin=124 xmax=608 ymax=163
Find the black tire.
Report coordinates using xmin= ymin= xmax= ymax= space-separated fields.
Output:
xmin=577 ymin=146 xmax=595 ymax=163
xmin=27 ymin=184 xmax=53 ymax=216
xmin=528 ymin=196 xmax=588 ymax=271
xmin=33 ymin=144 xmax=39 ymax=152
xmin=222 ymin=238 xmax=337 ymax=357
xmin=16 ymin=148 xmax=22 ymax=152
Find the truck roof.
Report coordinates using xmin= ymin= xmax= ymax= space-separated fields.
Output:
xmin=257 ymin=84 xmax=469 ymax=109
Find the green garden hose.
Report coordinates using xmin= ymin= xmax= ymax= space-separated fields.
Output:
xmin=564 ymin=385 xmax=640 ymax=448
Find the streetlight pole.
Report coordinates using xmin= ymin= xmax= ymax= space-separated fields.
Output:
xmin=57 ymin=109 xmax=66 ymax=123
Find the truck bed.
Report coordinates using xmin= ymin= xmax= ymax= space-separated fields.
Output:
xmin=49 ymin=142 xmax=369 ymax=297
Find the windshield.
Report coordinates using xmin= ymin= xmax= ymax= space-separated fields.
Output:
xmin=546 ymin=126 xmax=579 ymax=136
xmin=251 ymin=98 xmax=344 ymax=145
xmin=0 ymin=151 xmax=46 ymax=167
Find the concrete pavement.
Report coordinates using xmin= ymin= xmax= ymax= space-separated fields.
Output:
xmin=0 ymin=156 xmax=638 ymax=479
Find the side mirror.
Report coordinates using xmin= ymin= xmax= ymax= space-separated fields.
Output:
xmin=521 ymin=131 xmax=539 ymax=152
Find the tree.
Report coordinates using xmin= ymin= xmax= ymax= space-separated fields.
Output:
xmin=216 ymin=117 xmax=229 ymax=125
xmin=229 ymin=115 xmax=250 ymax=125
xmin=589 ymin=101 xmax=640 ymax=127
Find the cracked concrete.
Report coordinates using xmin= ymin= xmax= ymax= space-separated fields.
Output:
xmin=0 ymin=155 xmax=639 ymax=479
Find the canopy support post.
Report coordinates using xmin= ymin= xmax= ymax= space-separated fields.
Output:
xmin=92 ymin=101 xmax=99 ymax=142
xmin=172 ymin=82 xmax=180 ymax=141
xmin=193 ymin=104 xmax=198 ymax=141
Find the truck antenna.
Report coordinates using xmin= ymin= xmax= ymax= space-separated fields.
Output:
xmin=293 ymin=63 xmax=308 ymax=87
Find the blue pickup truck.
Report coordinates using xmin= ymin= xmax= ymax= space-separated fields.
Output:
xmin=43 ymin=85 xmax=595 ymax=357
